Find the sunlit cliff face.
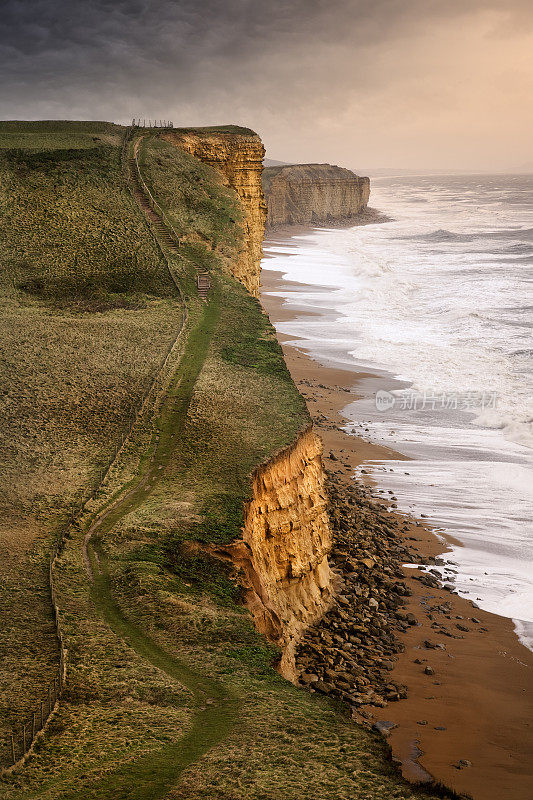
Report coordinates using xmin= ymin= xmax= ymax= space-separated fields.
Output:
xmin=1 ymin=0 xmax=532 ymax=171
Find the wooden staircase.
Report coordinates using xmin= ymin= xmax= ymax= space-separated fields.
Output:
xmin=196 ymin=272 xmax=210 ymax=300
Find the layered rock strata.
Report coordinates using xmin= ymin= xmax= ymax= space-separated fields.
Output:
xmin=213 ymin=426 xmax=333 ymax=679
xmin=162 ymin=129 xmax=267 ymax=296
xmin=263 ymin=164 xmax=370 ymax=228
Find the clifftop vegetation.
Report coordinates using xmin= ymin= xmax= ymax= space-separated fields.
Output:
xmin=0 ymin=122 xmax=449 ymax=800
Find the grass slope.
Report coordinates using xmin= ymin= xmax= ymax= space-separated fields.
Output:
xmin=0 ymin=127 xmax=456 ymax=800
xmin=0 ymin=122 xmax=124 ymax=152
xmin=137 ymin=136 xmax=244 ymax=268
xmin=0 ymin=124 xmax=183 ymax=762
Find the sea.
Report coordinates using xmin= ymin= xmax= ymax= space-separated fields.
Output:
xmin=261 ymin=173 xmax=533 ymax=651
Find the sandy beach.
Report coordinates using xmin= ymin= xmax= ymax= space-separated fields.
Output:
xmin=261 ymin=256 xmax=533 ymax=800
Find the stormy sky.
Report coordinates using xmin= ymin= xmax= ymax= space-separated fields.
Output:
xmin=1 ymin=0 xmax=532 ymax=171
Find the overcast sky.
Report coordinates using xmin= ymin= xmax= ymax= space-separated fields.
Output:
xmin=1 ymin=0 xmax=532 ymax=171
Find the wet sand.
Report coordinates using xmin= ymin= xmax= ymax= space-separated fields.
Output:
xmin=261 ymin=262 xmax=533 ymax=800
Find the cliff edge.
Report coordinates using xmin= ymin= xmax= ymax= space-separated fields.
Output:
xmin=263 ymin=163 xmax=370 ymax=228
xmin=157 ymin=129 xmax=333 ymax=676
xmin=162 ymin=127 xmax=266 ymax=297
xmin=212 ymin=425 xmax=332 ymax=679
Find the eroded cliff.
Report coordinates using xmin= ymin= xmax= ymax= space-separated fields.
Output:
xmin=211 ymin=426 xmax=333 ymax=679
xmin=162 ymin=129 xmax=334 ymax=678
xmin=162 ymin=128 xmax=267 ymax=296
xmin=263 ymin=163 xmax=370 ymax=228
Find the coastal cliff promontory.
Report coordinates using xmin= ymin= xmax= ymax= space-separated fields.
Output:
xmin=162 ymin=127 xmax=267 ymax=296
xmin=263 ymin=163 xmax=370 ymax=228
xmin=157 ymin=128 xmax=334 ymax=675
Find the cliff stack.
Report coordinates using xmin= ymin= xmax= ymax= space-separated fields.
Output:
xmin=263 ymin=163 xmax=370 ymax=228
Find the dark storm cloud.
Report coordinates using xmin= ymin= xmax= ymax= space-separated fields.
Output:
xmin=0 ymin=1 xmax=527 ymax=105
xmin=1 ymin=1 xmax=532 ymax=168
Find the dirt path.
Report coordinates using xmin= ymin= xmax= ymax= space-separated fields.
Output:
xmin=55 ymin=137 xmax=239 ymax=799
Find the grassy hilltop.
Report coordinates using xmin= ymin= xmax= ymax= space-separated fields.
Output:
xmin=0 ymin=121 xmax=182 ymax=755
xmin=0 ymin=122 xmax=452 ymax=800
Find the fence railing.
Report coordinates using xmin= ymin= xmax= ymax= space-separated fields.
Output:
xmin=1 ymin=485 xmax=81 ymax=771
xmin=131 ymin=119 xmax=174 ymax=128
xmin=6 ymin=677 xmax=62 ymax=769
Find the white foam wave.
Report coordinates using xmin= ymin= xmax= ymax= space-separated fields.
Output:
xmin=473 ymin=409 xmax=533 ymax=449
xmin=262 ymin=172 xmax=533 ymax=649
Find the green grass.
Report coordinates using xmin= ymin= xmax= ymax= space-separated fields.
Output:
xmin=0 ymin=144 xmax=173 ymax=310
xmin=11 ymin=263 xmax=238 ymax=799
xmin=138 ymin=136 xmax=244 ymax=261
xmin=177 ymin=275 xmax=308 ymax=543
xmin=55 ymin=540 xmax=238 ymax=800
xmin=0 ymin=123 xmax=183 ymax=762
xmin=0 ymin=121 xmax=124 ymax=151
xmin=0 ymin=122 xmax=123 ymax=133
xmin=0 ymin=126 xmax=458 ymax=800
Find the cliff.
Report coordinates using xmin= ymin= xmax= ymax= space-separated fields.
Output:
xmin=151 ymin=129 xmax=335 ymax=678
xmin=263 ymin=163 xmax=370 ymax=228
xmin=1 ymin=122 xmax=463 ymax=798
xmin=162 ymin=128 xmax=267 ymax=296
xmin=211 ymin=426 xmax=333 ymax=679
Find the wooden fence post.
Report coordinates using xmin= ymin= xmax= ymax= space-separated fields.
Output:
xmin=10 ymin=735 xmax=15 ymax=765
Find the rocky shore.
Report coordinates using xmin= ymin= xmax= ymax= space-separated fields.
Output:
xmin=296 ymin=471 xmax=493 ymax=734
xmin=296 ymin=476 xmax=412 ymax=709
xmin=260 ymin=255 xmax=533 ymax=800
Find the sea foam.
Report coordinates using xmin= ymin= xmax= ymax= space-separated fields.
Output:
xmin=262 ymin=172 xmax=533 ymax=650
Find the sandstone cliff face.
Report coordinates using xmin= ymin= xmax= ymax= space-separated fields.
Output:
xmin=162 ymin=129 xmax=267 ymax=296
xmin=213 ymin=426 xmax=333 ymax=679
xmin=163 ymin=130 xmax=333 ymax=677
xmin=263 ymin=163 xmax=370 ymax=228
